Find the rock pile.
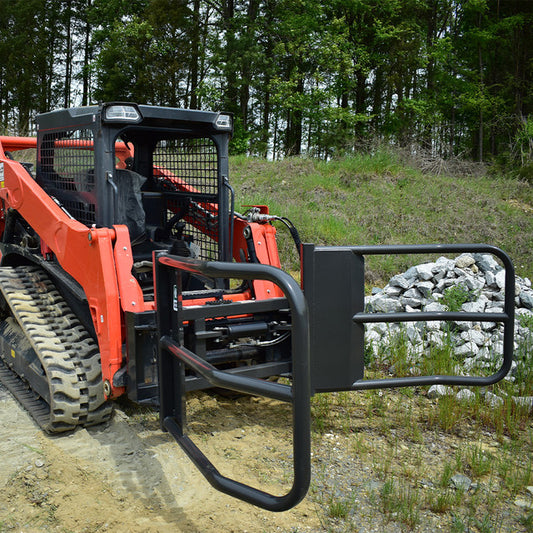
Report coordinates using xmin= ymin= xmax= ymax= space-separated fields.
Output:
xmin=364 ymin=253 xmax=533 ymax=406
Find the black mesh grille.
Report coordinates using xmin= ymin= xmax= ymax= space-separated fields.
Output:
xmin=153 ymin=138 xmax=218 ymax=196
xmin=154 ymin=138 xmax=220 ymax=261
xmin=39 ymin=129 xmax=96 ymax=226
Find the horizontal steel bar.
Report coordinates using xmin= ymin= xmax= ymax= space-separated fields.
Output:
xmin=181 ymin=297 xmax=289 ymax=321
xmin=184 ymin=361 xmax=291 ymax=392
xmin=318 ymin=243 xmax=511 ymax=260
xmin=354 ymin=311 xmax=510 ymax=324
xmin=351 ymin=368 xmax=510 ymax=390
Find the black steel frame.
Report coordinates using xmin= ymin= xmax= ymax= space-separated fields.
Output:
xmin=345 ymin=243 xmax=514 ymax=390
xmin=154 ymin=252 xmax=311 ymax=511
xmin=155 ymin=243 xmax=514 ymax=511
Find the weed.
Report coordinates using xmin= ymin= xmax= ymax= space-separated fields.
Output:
xmin=450 ymin=513 xmax=468 ymax=533
xmin=380 ymin=479 xmax=421 ymax=529
xmin=420 ymin=335 xmax=457 ymax=376
xmin=371 ymin=443 xmax=393 ymax=480
xmin=501 ymin=459 xmax=532 ymax=495
xmin=465 ymin=442 xmax=494 ymax=478
xmin=473 ymin=514 xmax=495 ymax=533
xmin=311 ymin=393 xmax=331 ymax=434
xmin=401 ymin=404 xmax=424 ymax=443
xmin=519 ymin=511 xmax=533 ymax=530
xmin=327 ymin=496 xmax=351 ymax=519
xmin=427 ymin=394 xmax=465 ymax=432
xmin=20 ymin=443 xmax=45 ymax=455
xmin=439 ymin=461 xmax=454 ymax=489
xmin=440 ymin=284 xmax=478 ymax=312
xmin=427 ymin=489 xmax=456 ymax=513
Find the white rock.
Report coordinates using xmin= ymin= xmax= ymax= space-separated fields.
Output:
xmin=451 ymin=474 xmax=472 ymax=491
xmin=514 ymin=498 xmax=533 ymax=510
xmin=403 ymin=266 xmax=419 ymax=280
xmin=495 ymin=270 xmax=506 ymax=290
xmin=485 ymin=391 xmax=504 ymax=408
xmin=460 ymin=329 xmax=487 ymax=346
xmin=463 ymin=275 xmax=485 ymax=292
xmin=424 ymin=301 xmax=446 ymax=313
xmin=367 ymin=295 xmax=403 ymax=313
xmin=404 ymin=287 xmax=422 ymax=299
xmin=435 ymin=257 xmax=456 ymax=270
xmin=372 ymin=322 xmax=392 ymax=335
xmin=455 ymin=342 xmax=479 ymax=357
xmin=416 ymin=281 xmax=434 ymax=298
xmin=405 ymin=325 xmax=422 ymax=345
xmin=389 ymin=274 xmax=411 ymax=289
xmin=456 ymin=389 xmax=476 ymax=402
xmin=427 ymin=384 xmax=453 ymax=399
xmin=383 ymin=286 xmax=402 ymax=297
xmin=426 ymin=330 xmax=445 ymax=347
xmin=436 ymin=278 xmax=454 ymax=291
xmin=512 ymin=396 xmax=533 ymax=411
xmin=455 ymin=253 xmax=476 ymax=269
xmin=401 ymin=297 xmax=422 ymax=308
xmin=462 ymin=301 xmax=486 ymax=313
xmin=475 ymin=254 xmax=500 ymax=272
xmin=520 ymin=290 xmax=533 ymax=310
xmin=425 ymin=320 xmax=444 ymax=331
xmin=416 ymin=263 xmax=436 ymax=281
xmin=366 ymin=329 xmax=382 ymax=344
xmin=485 ymin=270 xmax=497 ymax=287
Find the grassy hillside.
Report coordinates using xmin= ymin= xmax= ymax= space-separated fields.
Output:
xmin=229 ymin=151 xmax=533 ymax=285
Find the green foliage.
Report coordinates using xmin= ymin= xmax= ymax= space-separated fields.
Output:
xmin=440 ymin=284 xmax=478 ymax=312
xmin=518 ymin=313 xmax=533 ymax=331
xmin=229 ymin=117 xmax=251 ymax=156
xmin=1 ymin=0 xmax=531 ymax=163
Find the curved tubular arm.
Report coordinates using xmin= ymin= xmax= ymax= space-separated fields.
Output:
xmin=350 ymin=243 xmax=515 ymax=390
xmin=155 ymin=253 xmax=311 ymax=511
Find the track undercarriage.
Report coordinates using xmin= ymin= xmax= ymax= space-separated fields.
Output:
xmin=0 ymin=265 xmax=111 ymax=432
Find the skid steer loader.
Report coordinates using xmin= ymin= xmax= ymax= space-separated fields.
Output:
xmin=0 ymin=103 xmax=515 ymax=511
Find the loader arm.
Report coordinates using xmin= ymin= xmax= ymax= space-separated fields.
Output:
xmin=0 ymin=153 xmax=126 ymax=397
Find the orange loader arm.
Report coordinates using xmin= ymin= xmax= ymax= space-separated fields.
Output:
xmin=0 ymin=137 xmax=128 ymax=398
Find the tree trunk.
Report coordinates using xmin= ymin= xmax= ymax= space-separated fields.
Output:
xmin=63 ymin=0 xmax=72 ymax=109
xmin=189 ymin=0 xmax=200 ymax=109
xmin=82 ymin=0 xmax=92 ymax=106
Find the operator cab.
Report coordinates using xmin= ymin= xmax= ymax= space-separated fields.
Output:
xmin=35 ymin=103 xmax=234 ymax=297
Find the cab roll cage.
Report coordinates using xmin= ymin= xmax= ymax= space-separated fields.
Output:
xmin=155 ymin=243 xmax=514 ymax=511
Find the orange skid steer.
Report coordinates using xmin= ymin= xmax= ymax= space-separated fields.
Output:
xmin=0 ymin=103 xmax=515 ymax=511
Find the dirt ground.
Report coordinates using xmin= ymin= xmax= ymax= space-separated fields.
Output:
xmin=2 ymin=381 xmax=532 ymax=533
xmin=0 ymin=384 xmax=321 ymax=533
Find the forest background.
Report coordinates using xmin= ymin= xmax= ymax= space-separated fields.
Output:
xmin=0 ymin=0 xmax=531 ymax=170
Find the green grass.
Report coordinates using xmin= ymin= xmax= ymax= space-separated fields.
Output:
xmin=311 ymin=385 xmax=532 ymax=532
xmin=229 ymin=150 xmax=533 ymax=283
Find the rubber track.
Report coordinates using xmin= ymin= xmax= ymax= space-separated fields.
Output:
xmin=0 ymin=266 xmax=112 ymax=433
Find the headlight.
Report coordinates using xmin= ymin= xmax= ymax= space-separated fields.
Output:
xmin=103 ymin=104 xmax=142 ymax=123
xmin=215 ymin=114 xmax=232 ymax=130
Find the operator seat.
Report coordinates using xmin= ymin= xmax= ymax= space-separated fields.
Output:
xmin=114 ymin=168 xmax=147 ymax=243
